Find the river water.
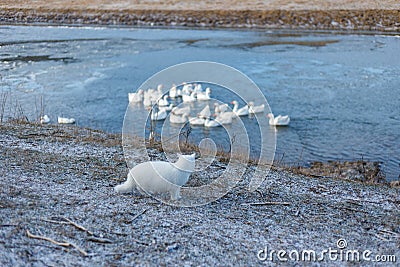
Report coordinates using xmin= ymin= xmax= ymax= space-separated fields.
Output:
xmin=0 ymin=25 xmax=399 ymax=180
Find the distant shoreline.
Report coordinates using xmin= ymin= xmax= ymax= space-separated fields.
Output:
xmin=1 ymin=8 xmax=399 ymax=32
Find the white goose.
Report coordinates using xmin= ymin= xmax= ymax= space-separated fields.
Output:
xmin=231 ymin=100 xmax=249 ymax=116
xmin=248 ymin=102 xmax=265 ymax=114
xmin=198 ymin=105 xmax=211 ymax=119
xmin=143 ymin=95 xmax=153 ymax=107
xmin=182 ymin=83 xmax=193 ymax=96
xmin=170 ymin=113 xmax=189 ymax=124
xmin=151 ymin=109 xmax=167 ymax=121
xmin=215 ymin=111 xmax=237 ymax=124
xmin=204 ymin=118 xmax=221 ymax=128
xmin=157 ymin=95 xmax=170 ymax=107
xmin=169 ymin=85 xmax=178 ymax=98
xmin=58 ymin=117 xmax=75 ymax=124
xmin=214 ymin=103 xmax=228 ymax=114
xmin=197 ymin=87 xmax=211 ymax=101
xmin=215 ymin=111 xmax=234 ymax=124
xmin=153 ymin=84 xmax=163 ymax=100
xmin=159 ymin=103 xmax=174 ymax=112
xmin=40 ymin=115 xmax=50 ymax=124
xmin=193 ymin=83 xmax=203 ymax=93
xmin=128 ymin=89 xmax=144 ymax=103
xmin=172 ymin=105 xmax=191 ymax=115
xmin=189 ymin=116 xmax=205 ymax=126
xmin=267 ymin=113 xmax=290 ymax=126
xmin=182 ymin=91 xmax=196 ymax=102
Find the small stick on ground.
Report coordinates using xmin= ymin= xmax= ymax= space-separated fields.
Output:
xmin=87 ymin=236 xmax=113 ymax=244
xmin=42 ymin=217 xmax=93 ymax=236
xmin=62 ymin=217 xmax=94 ymax=236
xmin=374 ymin=233 xmax=390 ymax=242
xmin=26 ymin=230 xmax=88 ymax=256
xmin=241 ymin=201 xmax=291 ymax=206
xmin=130 ymin=208 xmax=149 ymax=222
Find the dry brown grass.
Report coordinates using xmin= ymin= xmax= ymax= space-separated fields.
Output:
xmin=1 ymin=0 xmax=399 ymax=11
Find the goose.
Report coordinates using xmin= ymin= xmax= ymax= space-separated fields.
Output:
xmin=58 ymin=117 xmax=75 ymax=124
xmin=198 ymin=105 xmax=211 ymax=119
xmin=189 ymin=116 xmax=205 ymax=126
xmin=182 ymin=83 xmax=193 ymax=96
xmin=143 ymin=95 xmax=153 ymax=107
xmin=172 ymin=106 xmax=191 ymax=115
xmin=150 ymin=109 xmax=167 ymax=121
xmin=267 ymin=113 xmax=290 ymax=126
xmin=182 ymin=91 xmax=196 ymax=102
xmin=204 ymin=118 xmax=221 ymax=128
xmin=153 ymin=84 xmax=163 ymax=100
xmin=128 ymin=89 xmax=144 ymax=103
xmin=169 ymin=84 xmax=178 ymax=98
xmin=231 ymin=100 xmax=249 ymax=116
xmin=170 ymin=113 xmax=189 ymax=124
xmin=197 ymin=87 xmax=211 ymax=101
xmin=157 ymin=95 xmax=170 ymax=107
xmin=159 ymin=103 xmax=174 ymax=112
xmin=215 ymin=111 xmax=233 ymax=124
xmin=193 ymin=83 xmax=203 ymax=93
xmin=248 ymin=102 xmax=265 ymax=114
xmin=40 ymin=115 xmax=50 ymax=124
xmin=145 ymin=88 xmax=155 ymax=102
xmin=176 ymin=88 xmax=182 ymax=97
xmin=214 ymin=103 xmax=228 ymax=114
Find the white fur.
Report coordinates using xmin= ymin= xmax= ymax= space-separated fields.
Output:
xmin=115 ymin=153 xmax=195 ymax=200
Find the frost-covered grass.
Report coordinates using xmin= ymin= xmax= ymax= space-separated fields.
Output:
xmin=0 ymin=122 xmax=399 ymax=266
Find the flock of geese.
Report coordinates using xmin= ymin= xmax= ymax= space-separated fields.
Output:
xmin=40 ymin=115 xmax=76 ymax=124
xmin=129 ymin=83 xmax=290 ymax=127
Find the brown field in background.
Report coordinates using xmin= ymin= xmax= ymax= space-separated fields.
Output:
xmin=1 ymin=0 xmax=400 ymax=11
xmin=1 ymin=0 xmax=399 ymax=31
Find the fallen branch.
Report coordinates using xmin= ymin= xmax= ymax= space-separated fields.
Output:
xmin=26 ymin=229 xmax=88 ymax=256
xmin=87 ymin=236 xmax=113 ymax=244
xmin=379 ymin=229 xmax=400 ymax=237
xmin=342 ymin=207 xmax=369 ymax=213
xmin=130 ymin=208 xmax=149 ymax=222
xmin=42 ymin=217 xmax=93 ymax=236
xmin=241 ymin=201 xmax=291 ymax=206
xmin=62 ymin=217 xmax=94 ymax=236
xmin=374 ymin=233 xmax=390 ymax=242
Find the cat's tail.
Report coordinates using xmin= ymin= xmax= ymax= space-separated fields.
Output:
xmin=114 ymin=173 xmax=136 ymax=193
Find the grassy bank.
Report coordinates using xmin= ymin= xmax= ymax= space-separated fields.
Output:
xmin=0 ymin=1 xmax=399 ymax=31
xmin=0 ymin=122 xmax=399 ymax=265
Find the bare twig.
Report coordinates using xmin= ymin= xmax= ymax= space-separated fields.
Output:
xmin=42 ymin=217 xmax=93 ymax=236
xmin=241 ymin=201 xmax=291 ymax=206
xmin=374 ymin=233 xmax=390 ymax=242
xmin=344 ymin=197 xmax=382 ymax=204
xmin=87 ymin=236 xmax=113 ymax=244
xmin=130 ymin=208 xmax=149 ymax=222
xmin=62 ymin=217 xmax=94 ymax=236
xmin=26 ymin=230 xmax=88 ymax=256
xmin=379 ymin=229 xmax=400 ymax=238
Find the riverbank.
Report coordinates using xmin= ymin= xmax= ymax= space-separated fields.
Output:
xmin=0 ymin=122 xmax=399 ymax=265
xmin=1 ymin=1 xmax=400 ymax=31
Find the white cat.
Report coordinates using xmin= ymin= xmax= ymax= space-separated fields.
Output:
xmin=115 ymin=153 xmax=195 ymax=200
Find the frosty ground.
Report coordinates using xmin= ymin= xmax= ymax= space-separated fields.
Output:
xmin=0 ymin=122 xmax=399 ymax=266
